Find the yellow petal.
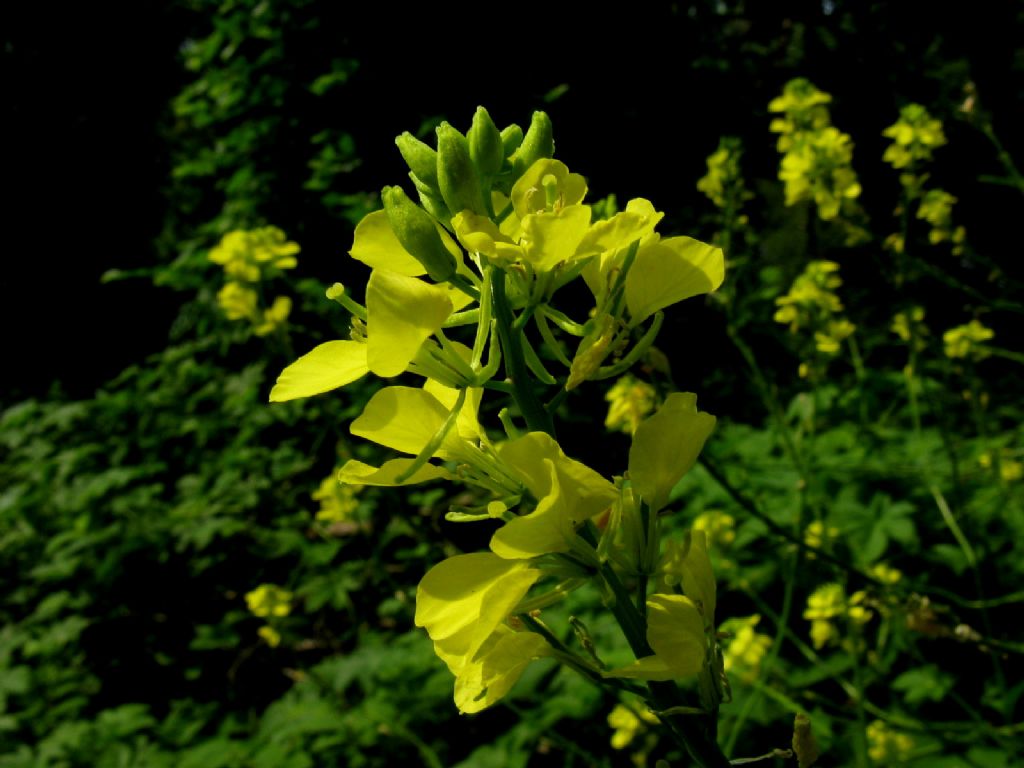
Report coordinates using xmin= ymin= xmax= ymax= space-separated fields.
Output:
xmin=415 ymin=553 xmax=540 ymax=662
xmin=337 ymin=458 xmax=452 ymax=486
xmin=519 ymin=205 xmax=592 ymax=272
xmin=489 ymin=461 xmax=577 ymax=559
xmin=628 ymin=393 xmax=715 ymax=513
xmin=350 ymin=210 xmax=426 ymax=276
xmin=424 ymin=379 xmax=485 ymax=444
xmin=453 ymin=627 xmax=550 ymax=714
xmin=605 ymin=594 xmax=705 ymax=681
xmin=269 ymin=341 xmax=369 ymax=402
xmin=350 ymin=386 xmax=450 ymax=455
xmin=511 ymin=158 xmax=587 ymax=219
xmin=678 ymin=530 xmax=716 ymax=629
xmin=366 ymin=270 xmax=453 ymax=377
xmin=625 ymin=236 xmax=724 ymax=325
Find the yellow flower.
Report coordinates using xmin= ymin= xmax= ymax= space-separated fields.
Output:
xmin=870 ymin=563 xmax=902 ymax=585
xmin=978 ymin=451 xmax=1024 ymax=483
xmin=943 ymin=319 xmax=994 ymax=359
xmin=803 ymin=583 xmax=846 ymax=648
xmin=768 ymin=78 xmax=833 ymax=152
xmin=312 ymin=473 xmax=362 ymax=522
xmin=697 ymin=137 xmax=747 ymax=209
xmin=721 ymin=615 xmax=772 ymax=682
xmin=209 ymin=227 xmax=300 ymax=280
xmin=866 ymin=719 xmax=915 ymax=762
xmin=692 ymin=510 xmax=736 ymax=549
xmin=804 ymin=520 xmax=839 ymax=550
xmin=890 ymin=307 xmax=927 ymax=344
xmin=254 ymin=296 xmax=292 ymax=336
xmin=217 ymin=282 xmax=259 ymax=321
xmin=245 ymin=584 xmax=293 ymax=618
xmin=257 ymin=625 xmax=282 ymax=647
xmin=604 ymin=376 xmax=658 ymax=434
xmin=607 ymin=703 xmax=658 ymax=750
xmin=882 ymin=104 xmax=947 ymax=169
xmin=414 ymin=553 xmax=549 ymax=713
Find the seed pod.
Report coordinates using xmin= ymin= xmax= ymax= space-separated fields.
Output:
xmin=468 ymin=106 xmax=503 ymax=177
xmin=436 ymin=122 xmax=487 ymax=216
xmin=395 ymin=132 xmax=439 ymax=188
xmin=511 ymin=111 xmax=554 ymax=177
xmin=381 ymin=185 xmax=457 ymax=282
xmin=500 ymin=124 xmax=524 ymax=157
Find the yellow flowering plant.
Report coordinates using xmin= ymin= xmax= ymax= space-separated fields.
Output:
xmin=268 ymin=107 xmax=739 ymax=766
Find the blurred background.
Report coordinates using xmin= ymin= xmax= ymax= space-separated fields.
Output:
xmin=2 ymin=2 xmax=1023 ymax=767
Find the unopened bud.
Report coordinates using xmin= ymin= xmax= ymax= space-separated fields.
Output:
xmin=381 ymin=185 xmax=457 ymax=282
xmin=468 ymin=106 xmax=503 ymax=177
xmin=436 ymin=122 xmax=487 ymax=216
xmin=500 ymin=124 xmax=524 ymax=157
xmin=511 ymin=111 xmax=554 ymax=178
xmin=395 ymin=132 xmax=439 ymax=188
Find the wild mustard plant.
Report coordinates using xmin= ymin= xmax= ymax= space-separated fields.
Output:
xmin=209 ymin=227 xmax=299 ymax=336
xmin=882 ymin=103 xmax=965 ymax=256
xmin=604 ymin=375 xmax=658 ymax=435
xmin=269 ymin=107 xmax=738 ymax=766
xmin=942 ymin=319 xmax=994 ymax=360
xmin=245 ymin=583 xmax=294 ymax=648
xmin=774 ymin=260 xmax=856 ymax=378
xmin=769 ymin=78 xmax=866 ymax=240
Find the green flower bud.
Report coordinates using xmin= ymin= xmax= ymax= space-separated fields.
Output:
xmin=409 ymin=172 xmax=451 ymax=221
xmin=468 ymin=106 xmax=504 ymax=177
xmin=381 ymin=185 xmax=457 ymax=282
xmin=436 ymin=122 xmax=487 ymax=217
xmin=500 ymin=124 xmax=524 ymax=157
xmin=395 ymin=132 xmax=439 ymax=188
xmin=511 ymin=111 xmax=554 ymax=177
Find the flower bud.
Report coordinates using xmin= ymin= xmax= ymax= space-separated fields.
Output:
xmin=468 ymin=106 xmax=504 ymax=177
xmin=409 ymin=172 xmax=451 ymax=221
xmin=500 ymin=124 xmax=524 ymax=157
xmin=395 ymin=132 xmax=439 ymax=188
xmin=381 ymin=185 xmax=457 ymax=282
xmin=511 ymin=111 xmax=554 ymax=178
xmin=436 ymin=122 xmax=488 ymax=216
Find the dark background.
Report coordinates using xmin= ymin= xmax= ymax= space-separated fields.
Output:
xmin=5 ymin=1 xmax=1023 ymax=401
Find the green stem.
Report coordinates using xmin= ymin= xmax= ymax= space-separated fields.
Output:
xmin=491 ymin=264 xmax=555 ymax=436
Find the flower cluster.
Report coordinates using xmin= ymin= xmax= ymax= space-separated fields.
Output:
xmin=245 ymin=583 xmax=294 ymax=648
xmin=604 ymin=375 xmax=658 ymax=434
xmin=719 ymin=614 xmax=772 ymax=683
xmin=882 ymin=104 xmax=947 ymax=169
xmin=770 ymin=79 xmax=863 ymax=226
xmin=697 ymin=136 xmax=750 ymax=212
xmin=774 ymin=260 xmax=856 ymax=378
xmin=881 ymin=104 xmax=965 ymax=256
xmin=268 ymin=108 xmax=728 ymax=716
xmin=209 ymin=226 xmax=298 ymax=336
xmin=802 ymin=583 xmax=872 ymax=649
xmin=942 ymin=319 xmax=994 ymax=360
xmin=312 ymin=470 xmax=362 ymax=523
xmin=866 ymin=719 xmax=915 ymax=762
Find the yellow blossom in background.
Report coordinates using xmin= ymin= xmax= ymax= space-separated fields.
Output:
xmin=254 ymin=296 xmax=292 ymax=337
xmin=607 ymin=703 xmax=659 ymax=750
xmin=882 ymin=103 xmax=947 ymax=169
xmin=697 ymin=137 xmax=749 ymax=210
xmin=814 ymin=318 xmax=856 ymax=355
xmin=779 ymin=127 xmax=862 ymax=221
xmin=721 ymin=615 xmax=772 ymax=682
xmin=866 ymin=719 xmax=915 ymax=763
xmin=245 ymin=584 xmax=293 ymax=618
xmin=804 ymin=520 xmax=839 ymax=550
xmin=979 ymin=451 xmax=1024 ymax=483
xmin=890 ymin=307 xmax=927 ymax=348
xmin=803 ymin=583 xmax=846 ymax=649
xmin=870 ymin=563 xmax=902 ymax=585
xmin=774 ymin=260 xmax=844 ymax=331
xmin=917 ymin=189 xmax=965 ymax=254
xmin=312 ymin=473 xmax=363 ymax=523
xmin=847 ymin=590 xmax=873 ymax=624
xmin=257 ymin=625 xmax=282 ymax=647
xmin=604 ymin=376 xmax=658 ymax=434
xmin=692 ymin=510 xmax=736 ymax=549
xmin=768 ymin=78 xmax=833 ymax=152
xmin=217 ymin=282 xmax=259 ymax=322
xmin=209 ymin=227 xmax=300 ymax=280
xmin=943 ymin=319 xmax=994 ymax=360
